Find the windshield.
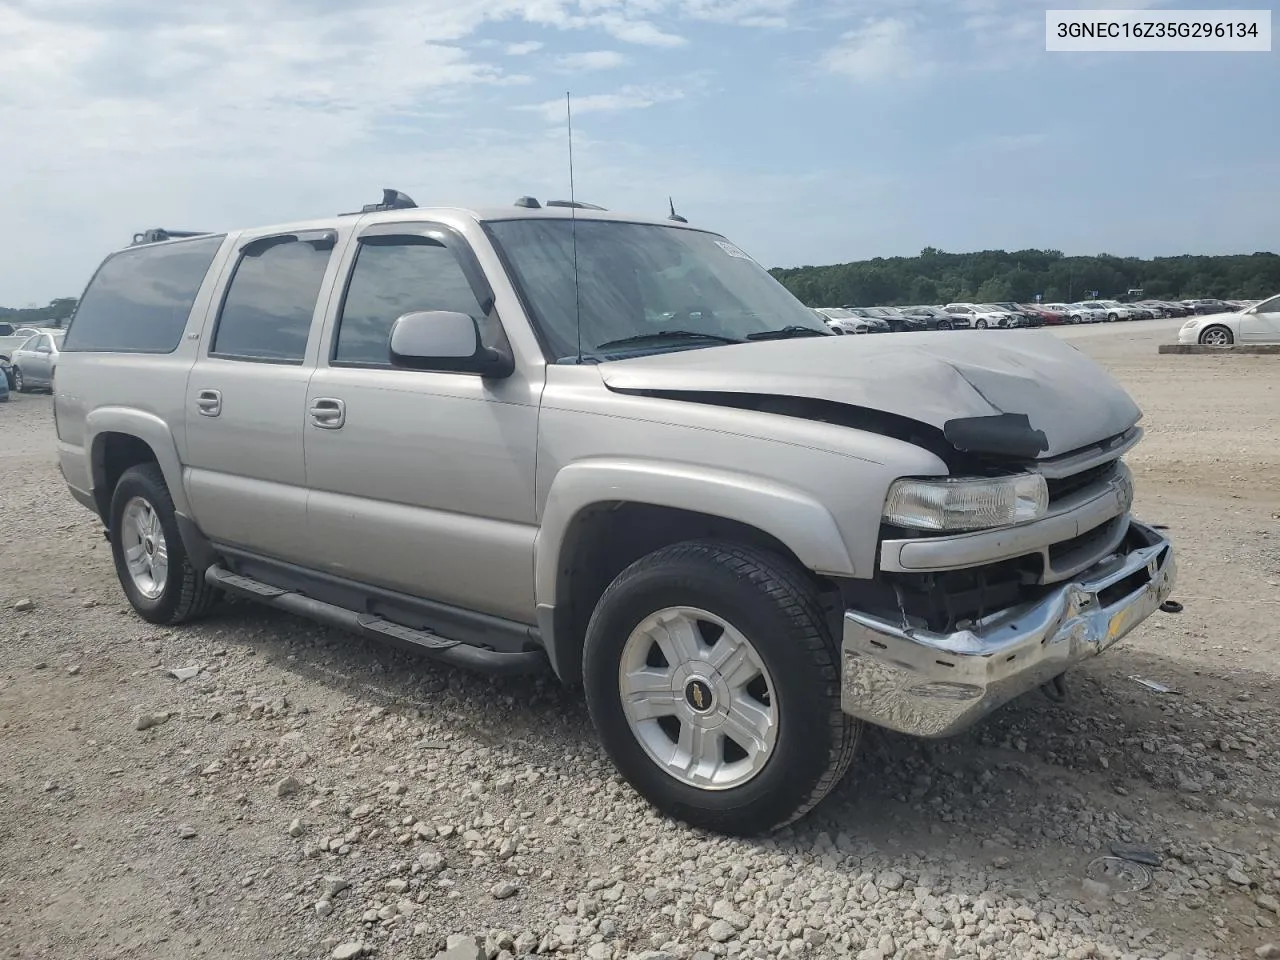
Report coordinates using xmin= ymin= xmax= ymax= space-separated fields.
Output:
xmin=485 ymin=219 xmax=828 ymax=360
xmin=821 ymin=308 xmax=856 ymax=319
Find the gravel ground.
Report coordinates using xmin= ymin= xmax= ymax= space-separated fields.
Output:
xmin=1 ymin=324 xmax=1278 ymax=960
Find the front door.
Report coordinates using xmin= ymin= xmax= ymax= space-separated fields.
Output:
xmin=1240 ymin=293 xmax=1280 ymax=343
xmin=303 ymin=222 xmax=542 ymax=624
xmin=183 ymin=227 xmax=347 ymax=563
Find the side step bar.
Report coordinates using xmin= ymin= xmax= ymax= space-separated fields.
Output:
xmin=206 ymin=565 xmax=547 ymax=677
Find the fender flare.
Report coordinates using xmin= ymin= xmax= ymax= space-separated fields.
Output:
xmin=535 ymin=457 xmax=857 ymax=609
xmin=85 ymin=407 xmax=192 ymax=519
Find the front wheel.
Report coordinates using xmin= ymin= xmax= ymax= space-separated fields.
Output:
xmin=975 ymin=319 xmax=988 ymax=330
xmin=1199 ymin=325 xmax=1234 ymax=346
xmin=109 ymin=462 xmax=221 ymax=624
xmin=12 ymin=366 xmax=26 ymax=392
xmin=582 ymin=541 xmax=859 ymax=836
xmin=938 ymin=320 xmax=952 ymax=330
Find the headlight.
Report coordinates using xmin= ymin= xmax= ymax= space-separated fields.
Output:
xmin=883 ymin=474 xmax=1049 ymax=532
xmin=1180 ymin=319 xmax=1199 ymax=331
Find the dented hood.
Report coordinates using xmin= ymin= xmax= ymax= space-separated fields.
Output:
xmin=597 ymin=332 xmax=1141 ymax=459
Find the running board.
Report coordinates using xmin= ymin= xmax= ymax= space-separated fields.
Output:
xmin=205 ymin=565 xmax=546 ymax=676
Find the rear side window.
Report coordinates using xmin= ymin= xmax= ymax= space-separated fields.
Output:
xmin=63 ymin=235 xmax=224 ymax=353
xmin=212 ymin=233 xmax=335 ymax=363
xmin=334 ymin=236 xmax=488 ymax=366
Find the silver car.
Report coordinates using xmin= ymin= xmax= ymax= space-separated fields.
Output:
xmin=10 ymin=330 xmax=63 ymax=392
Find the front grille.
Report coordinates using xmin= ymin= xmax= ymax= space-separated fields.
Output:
xmin=1045 ymin=460 xmax=1118 ymax=504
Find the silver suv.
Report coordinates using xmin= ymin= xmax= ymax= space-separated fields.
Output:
xmin=54 ymin=191 xmax=1175 ymax=835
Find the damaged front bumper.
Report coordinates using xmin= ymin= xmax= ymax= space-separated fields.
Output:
xmin=840 ymin=521 xmax=1175 ymax=737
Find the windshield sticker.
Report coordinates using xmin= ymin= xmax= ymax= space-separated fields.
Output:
xmin=714 ymin=240 xmax=753 ymax=261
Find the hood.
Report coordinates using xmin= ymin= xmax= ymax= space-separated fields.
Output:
xmin=597 ymin=332 xmax=1141 ymax=460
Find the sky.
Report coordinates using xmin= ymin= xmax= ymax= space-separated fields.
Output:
xmin=1 ymin=0 xmax=1277 ymax=305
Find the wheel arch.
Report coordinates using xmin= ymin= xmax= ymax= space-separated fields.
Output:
xmin=86 ymin=408 xmax=192 ymax=525
xmin=534 ymin=460 xmax=856 ymax=684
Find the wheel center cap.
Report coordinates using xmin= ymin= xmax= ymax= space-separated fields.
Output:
xmin=684 ymin=678 xmax=715 ymax=714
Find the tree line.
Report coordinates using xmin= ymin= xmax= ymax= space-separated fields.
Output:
xmin=768 ymin=248 xmax=1280 ymax=307
xmin=0 ymin=298 xmax=78 ymax=327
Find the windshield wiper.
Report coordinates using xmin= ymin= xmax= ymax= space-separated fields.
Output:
xmin=745 ymin=325 xmax=832 ymax=341
xmin=594 ymin=330 xmax=745 ymax=351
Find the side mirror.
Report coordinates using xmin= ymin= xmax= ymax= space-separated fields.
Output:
xmin=388 ymin=311 xmax=513 ymax=378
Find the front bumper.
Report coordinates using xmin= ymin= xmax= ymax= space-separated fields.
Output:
xmin=840 ymin=521 xmax=1175 ymax=737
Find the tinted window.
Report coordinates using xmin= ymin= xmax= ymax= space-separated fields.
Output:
xmin=0 ymin=323 xmax=12 ymax=336
xmin=63 ymin=235 xmax=224 ymax=353
xmin=19 ymin=336 xmax=40 ymax=352
xmin=212 ymin=234 xmax=334 ymax=362
xmin=334 ymin=236 xmax=487 ymax=366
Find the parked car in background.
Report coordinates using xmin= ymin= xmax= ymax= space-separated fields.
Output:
xmin=943 ymin=303 xmax=1017 ymax=329
xmin=814 ymin=308 xmax=884 ymax=335
xmin=1177 ymin=292 xmax=1280 ymax=345
xmin=990 ymin=303 xmax=1044 ymax=328
xmin=834 ymin=307 xmax=893 ymax=333
xmin=1020 ymin=304 xmax=1071 ymax=325
xmin=860 ymin=307 xmax=945 ymax=333
xmin=9 ymin=330 xmax=64 ymax=392
xmin=1189 ymin=299 xmax=1236 ymax=315
xmin=1 ymin=323 xmax=49 ymax=386
xmin=899 ymin=305 xmax=969 ymax=329
xmin=1069 ymin=302 xmax=1109 ymax=323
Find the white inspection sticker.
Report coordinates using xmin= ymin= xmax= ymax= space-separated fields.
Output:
xmin=714 ymin=240 xmax=754 ymax=261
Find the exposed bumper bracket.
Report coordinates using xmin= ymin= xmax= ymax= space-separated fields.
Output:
xmin=840 ymin=521 xmax=1175 ymax=737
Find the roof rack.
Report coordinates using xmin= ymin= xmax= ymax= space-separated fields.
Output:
xmin=340 ymin=188 xmax=418 ymax=216
xmin=130 ymin=228 xmax=212 ymax=246
xmin=544 ymin=199 xmax=607 ymax=211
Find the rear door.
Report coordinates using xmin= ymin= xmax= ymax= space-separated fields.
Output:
xmin=183 ymin=226 xmax=349 ymax=563
xmin=27 ymin=335 xmax=54 ymax=385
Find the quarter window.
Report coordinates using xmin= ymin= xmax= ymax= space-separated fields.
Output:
xmin=212 ymin=233 xmax=335 ymax=363
xmin=333 ymin=236 xmax=488 ymax=367
xmin=63 ymin=235 xmax=224 ymax=354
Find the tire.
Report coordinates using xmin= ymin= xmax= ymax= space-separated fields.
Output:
xmin=832 ymin=328 xmax=845 ymax=335
xmin=1107 ymin=313 xmax=1118 ymax=323
xmin=582 ymin=540 xmax=860 ymax=836
xmin=1199 ymin=325 xmax=1234 ymax=346
xmin=938 ymin=320 xmax=951 ymax=330
xmin=109 ymin=462 xmax=220 ymax=624
xmin=12 ymin=366 xmax=26 ymax=392
xmin=975 ymin=319 xmax=988 ymax=330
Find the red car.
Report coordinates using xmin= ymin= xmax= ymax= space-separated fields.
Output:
xmin=1019 ymin=303 xmax=1071 ymax=325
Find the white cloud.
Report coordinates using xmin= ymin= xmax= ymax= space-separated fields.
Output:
xmin=822 ymin=17 xmax=932 ymax=83
xmin=504 ymin=40 xmax=544 ymax=54
xmin=555 ymin=49 xmax=629 ymax=71
xmin=519 ymin=85 xmax=686 ymax=121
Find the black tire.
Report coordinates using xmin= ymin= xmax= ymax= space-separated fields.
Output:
xmin=1107 ymin=313 xmax=1118 ymax=322
xmin=582 ymin=540 xmax=860 ymax=836
xmin=109 ymin=462 xmax=220 ymax=625
xmin=938 ymin=320 xmax=952 ymax=330
xmin=1199 ymin=324 xmax=1234 ymax=346
xmin=975 ymin=319 xmax=988 ymax=330
xmin=12 ymin=366 xmax=26 ymax=392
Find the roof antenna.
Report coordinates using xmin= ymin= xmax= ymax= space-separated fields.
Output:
xmin=668 ymin=197 xmax=688 ymax=223
xmin=567 ymin=91 xmax=583 ymax=364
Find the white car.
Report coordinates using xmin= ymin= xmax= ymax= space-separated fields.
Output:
xmin=814 ymin=307 xmax=880 ymax=335
xmin=1066 ymin=302 xmax=1109 ymax=323
xmin=9 ymin=330 xmax=63 ymax=392
xmin=943 ymin=303 xmax=1017 ymax=329
xmin=1082 ymin=300 xmax=1139 ymax=322
xmin=1177 ymin=292 xmax=1280 ymax=346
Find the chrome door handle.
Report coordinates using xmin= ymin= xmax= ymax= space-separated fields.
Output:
xmin=309 ymin=398 xmax=345 ymax=429
xmin=196 ymin=389 xmax=222 ymax=417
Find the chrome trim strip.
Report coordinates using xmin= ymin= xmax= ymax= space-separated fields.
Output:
xmin=1028 ymin=427 xmax=1142 ymax=479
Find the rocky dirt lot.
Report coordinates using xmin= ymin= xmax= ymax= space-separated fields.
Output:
xmin=1 ymin=324 xmax=1278 ymax=960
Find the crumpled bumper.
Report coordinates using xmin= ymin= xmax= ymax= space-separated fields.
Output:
xmin=840 ymin=521 xmax=1175 ymax=737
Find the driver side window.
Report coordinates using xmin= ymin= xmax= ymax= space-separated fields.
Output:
xmin=333 ymin=236 xmax=489 ymax=367
xmin=1254 ymin=294 xmax=1280 ymax=314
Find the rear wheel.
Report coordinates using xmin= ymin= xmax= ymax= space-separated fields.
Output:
xmin=109 ymin=462 xmax=220 ymax=624
xmin=1199 ymin=325 xmax=1234 ymax=346
xmin=582 ymin=541 xmax=859 ymax=836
